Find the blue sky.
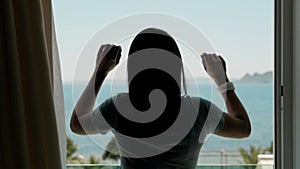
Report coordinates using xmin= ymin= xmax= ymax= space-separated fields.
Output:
xmin=53 ymin=0 xmax=274 ymax=82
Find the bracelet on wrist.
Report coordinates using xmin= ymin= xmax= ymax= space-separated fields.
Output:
xmin=216 ymin=81 xmax=235 ymax=94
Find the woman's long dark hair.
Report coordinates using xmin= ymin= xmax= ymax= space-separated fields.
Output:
xmin=114 ymin=28 xmax=187 ymax=138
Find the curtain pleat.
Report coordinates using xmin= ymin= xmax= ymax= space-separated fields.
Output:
xmin=0 ymin=0 xmax=65 ymax=169
xmin=51 ymin=7 xmax=67 ymax=169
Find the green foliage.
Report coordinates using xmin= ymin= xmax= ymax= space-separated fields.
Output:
xmin=67 ymin=135 xmax=120 ymax=165
xmin=238 ymin=141 xmax=273 ymax=169
xmin=102 ymin=137 xmax=120 ymax=162
xmin=238 ymin=145 xmax=262 ymax=169
xmin=88 ymin=154 xmax=100 ymax=164
xmin=67 ymin=135 xmax=78 ymax=159
xmin=67 ymin=135 xmax=85 ymax=164
xmin=263 ymin=141 xmax=273 ymax=154
xmin=238 ymin=145 xmax=262 ymax=164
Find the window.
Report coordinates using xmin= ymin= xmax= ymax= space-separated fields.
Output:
xmin=53 ymin=0 xmax=274 ymax=167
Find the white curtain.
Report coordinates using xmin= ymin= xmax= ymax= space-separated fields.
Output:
xmin=52 ymin=12 xmax=66 ymax=168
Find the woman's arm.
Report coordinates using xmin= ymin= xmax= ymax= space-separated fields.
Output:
xmin=218 ymin=90 xmax=251 ymax=138
xmin=201 ymin=53 xmax=251 ymax=138
xmin=70 ymin=44 xmax=121 ymax=135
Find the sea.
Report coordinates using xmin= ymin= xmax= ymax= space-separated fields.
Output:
xmin=64 ymin=82 xmax=273 ymax=163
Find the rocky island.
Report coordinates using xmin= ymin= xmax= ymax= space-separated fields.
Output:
xmin=236 ymin=71 xmax=273 ymax=83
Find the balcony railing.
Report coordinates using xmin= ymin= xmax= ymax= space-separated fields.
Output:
xmin=67 ymin=164 xmax=274 ymax=169
xmin=67 ymin=151 xmax=274 ymax=168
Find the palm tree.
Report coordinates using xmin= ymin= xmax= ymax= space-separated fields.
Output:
xmin=102 ymin=137 xmax=120 ymax=162
xmin=238 ymin=145 xmax=262 ymax=169
xmin=88 ymin=154 xmax=100 ymax=164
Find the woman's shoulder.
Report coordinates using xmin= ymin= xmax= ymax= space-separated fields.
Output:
xmin=99 ymin=93 xmax=128 ymax=108
xmin=112 ymin=92 xmax=129 ymax=101
xmin=182 ymin=95 xmax=211 ymax=105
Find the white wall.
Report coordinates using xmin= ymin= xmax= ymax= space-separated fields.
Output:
xmin=294 ymin=0 xmax=300 ymax=168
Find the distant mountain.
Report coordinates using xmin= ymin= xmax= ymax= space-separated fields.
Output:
xmin=236 ymin=71 xmax=273 ymax=83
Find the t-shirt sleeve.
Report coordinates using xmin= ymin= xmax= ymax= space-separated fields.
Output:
xmin=90 ymin=97 xmax=117 ymax=134
xmin=213 ymin=111 xmax=225 ymax=134
xmin=205 ymin=101 xmax=225 ymax=134
xmin=198 ymin=99 xmax=226 ymax=142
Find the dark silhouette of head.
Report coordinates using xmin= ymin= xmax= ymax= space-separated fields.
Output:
xmin=128 ymin=28 xmax=181 ymax=57
xmin=127 ymin=27 xmax=183 ymax=108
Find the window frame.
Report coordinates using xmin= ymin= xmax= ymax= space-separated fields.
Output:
xmin=57 ymin=0 xmax=289 ymax=167
xmin=275 ymin=0 xmax=296 ymax=169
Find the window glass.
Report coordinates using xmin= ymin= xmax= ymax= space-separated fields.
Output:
xmin=53 ymin=0 xmax=274 ymax=165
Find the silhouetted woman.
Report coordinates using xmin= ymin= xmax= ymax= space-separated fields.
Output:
xmin=71 ymin=28 xmax=251 ymax=169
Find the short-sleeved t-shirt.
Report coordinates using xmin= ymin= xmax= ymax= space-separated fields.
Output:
xmin=91 ymin=93 xmax=225 ymax=169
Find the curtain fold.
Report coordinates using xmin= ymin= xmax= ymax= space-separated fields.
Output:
xmin=52 ymin=9 xmax=67 ymax=168
xmin=0 ymin=0 xmax=65 ymax=169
